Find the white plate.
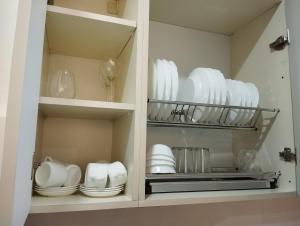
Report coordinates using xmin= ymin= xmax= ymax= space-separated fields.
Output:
xmin=148 ymin=58 xmax=156 ymax=117
xmin=169 ymin=61 xmax=179 ymax=101
xmin=161 ymin=59 xmax=172 ymax=120
xmin=240 ymin=82 xmax=252 ymax=125
xmin=34 ymin=187 xmax=78 ymax=191
xmin=167 ymin=60 xmax=179 ymax=118
xmin=226 ymin=79 xmax=242 ymax=124
xmin=205 ymin=69 xmax=221 ymax=122
xmin=150 ymin=59 xmax=161 ymax=119
xmin=232 ymin=81 xmax=248 ymax=125
xmin=80 ymin=189 xmax=122 ymax=197
xmin=155 ymin=59 xmax=166 ymax=120
xmin=35 ymin=188 xmax=77 ymax=197
xmin=245 ymin=83 xmax=259 ymax=124
xmin=188 ymin=68 xmax=210 ymax=122
xmin=211 ymin=69 xmax=227 ymax=122
xmin=79 ymin=185 xmax=124 ymax=192
xmin=200 ymin=69 xmax=215 ymax=122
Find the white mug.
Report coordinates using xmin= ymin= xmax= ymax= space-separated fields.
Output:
xmin=64 ymin=164 xmax=82 ymax=187
xmin=84 ymin=163 xmax=108 ymax=188
xmin=108 ymin=161 xmax=127 ymax=187
xmin=35 ymin=157 xmax=68 ymax=188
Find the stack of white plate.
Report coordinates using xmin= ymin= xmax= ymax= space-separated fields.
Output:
xmin=177 ymin=68 xmax=227 ymax=123
xmin=226 ymin=79 xmax=259 ymax=125
xmin=146 ymin=144 xmax=176 ymax=174
xmin=148 ymin=59 xmax=179 ymax=120
xmin=34 ymin=185 xmax=78 ymax=197
xmin=79 ymin=184 xmax=124 ymax=197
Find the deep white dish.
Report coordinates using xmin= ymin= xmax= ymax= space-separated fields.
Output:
xmin=146 ymin=165 xmax=176 ymax=174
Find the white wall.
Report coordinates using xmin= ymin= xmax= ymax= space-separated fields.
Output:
xmin=0 ymin=0 xmax=20 ymax=179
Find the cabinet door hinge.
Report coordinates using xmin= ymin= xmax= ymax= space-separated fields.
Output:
xmin=269 ymin=29 xmax=290 ymax=51
xmin=279 ymin=147 xmax=296 ymax=162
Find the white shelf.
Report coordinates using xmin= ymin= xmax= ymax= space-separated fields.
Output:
xmin=46 ymin=5 xmax=137 ymax=59
xmin=30 ymin=194 xmax=137 ymax=213
xmin=139 ymin=190 xmax=296 ymax=207
xmin=39 ymin=97 xmax=135 ymax=119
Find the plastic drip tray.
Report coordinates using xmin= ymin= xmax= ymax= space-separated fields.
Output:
xmin=145 ymin=172 xmax=278 ymax=194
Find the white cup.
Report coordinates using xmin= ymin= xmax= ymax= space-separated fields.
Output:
xmin=84 ymin=163 xmax=108 ymax=188
xmin=64 ymin=164 xmax=82 ymax=187
xmin=35 ymin=157 xmax=68 ymax=188
xmin=108 ymin=161 xmax=127 ymax=187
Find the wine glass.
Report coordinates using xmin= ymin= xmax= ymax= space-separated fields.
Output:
xmin=100 ymin=58 xmax=117 ymax=101
xmin=48 ymin=69 xmax=76 ymax=99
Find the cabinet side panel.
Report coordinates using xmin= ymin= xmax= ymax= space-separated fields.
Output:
xmin=231 ymin=2 xmax=295 ymax=191
xmin=286 ymin=0 xmax=300 ymax=196
xmin=0 ymin=0 xmax=47 ymax=225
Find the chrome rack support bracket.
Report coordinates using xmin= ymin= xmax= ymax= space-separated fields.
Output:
xmin=269 ymin=29 xmax=290 ymax=51
xmin=279 ymin=147 xmax=296 ymax=162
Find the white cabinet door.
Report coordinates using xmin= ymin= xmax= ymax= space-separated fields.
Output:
xmin=286 ymin=0 xmax=300 ymax=197
xmin=0 ymin=0 xmax=47 ymax=225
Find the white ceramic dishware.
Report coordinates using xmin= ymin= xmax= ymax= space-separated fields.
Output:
xmin=35 ymin=187 xmax=77 ymax=197
xmin=155 ymin=59 xmax=166 ymax=120
xmin=146 ymin=165 xmax=176 ymax=174
xmin=107 ymin=161 xmax=127 ymax=187
xmin=146 ymin=159 xmax=175 ymax=167
xmin=161 ymin=59 xmax=172 ymax=120
xmin=80 ymin=188 xmax=122 ymax=197
xmin=245 ymin=83 xmax=259 ymax=124
xmin=35 ymin=158 xmax=68 ymax=188
xmin=146 ymin=155 xmax=176 ymax=163
xmin=84 ymin=163 xmax=108 ymax=188
xmin=147 ymin=144 xmax=174 ymax=158
xmin=226 ymin=79 xmax=243 ymax=124
xmin=79 ymin=184 xmax=123 ymax=191
xmin=148 ymin=58 xmax=156 ymax=117
xmin=64 ymin=164 xmax=82 ymax=187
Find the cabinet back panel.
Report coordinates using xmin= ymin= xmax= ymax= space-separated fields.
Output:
xmin=149 ymin=21 xmax=231 ymax=78
xmin=231 ymin=2 xmax=295 ymax=191
xmin=38 ymin=117 xmax=113 ymax=171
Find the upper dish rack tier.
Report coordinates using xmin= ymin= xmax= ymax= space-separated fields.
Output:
xmin=147 ymin=99 xmax=279 ymax=130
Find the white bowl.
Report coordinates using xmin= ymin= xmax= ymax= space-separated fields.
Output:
xmin=147 ymin=144 xmax=174 ymax=158
xmin=146 ymin=159 xmax=175 ymax=166
xmin=146 ymin=165 xmax=176 ymax=174
xmin=146 ymin=154 xmax=175 ymax=162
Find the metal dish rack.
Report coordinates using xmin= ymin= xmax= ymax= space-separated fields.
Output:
xmin=147 ymin=99 xmax=279 ymax=130
xmin=145 ymin=172 xmax=280 ymax=194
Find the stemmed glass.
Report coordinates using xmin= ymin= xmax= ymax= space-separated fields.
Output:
xmin=100 ymin=58 xmax=117 ymax=102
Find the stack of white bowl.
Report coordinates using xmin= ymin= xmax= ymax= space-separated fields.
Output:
xmin=34 ymin=157 xmax=81 ymax=197
xmin=80 ymin=161 xmax=127 ymax=197
xmin=146 ymin=144 xmax=176 ymax=174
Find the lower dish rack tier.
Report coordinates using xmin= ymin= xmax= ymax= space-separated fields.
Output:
xmin=147 ymin=99 xmax=279 ymax=130
xmin=145 ymin=172 xmax=279 ymax=194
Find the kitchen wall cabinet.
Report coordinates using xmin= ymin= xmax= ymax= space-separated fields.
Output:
xmin=0 ymin=0 xmax=299 ymax=225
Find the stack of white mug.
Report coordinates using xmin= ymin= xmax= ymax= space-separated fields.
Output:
xmin=79 ymin=161 xmax=127 ymax=197
xmin=34 ymin=157 xmax=82 ymax=197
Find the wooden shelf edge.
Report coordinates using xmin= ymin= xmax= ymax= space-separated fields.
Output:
xmin=30 ymin=194 xmax=138 ymax=214
xmin=47 ymin=5 xmax=137 ymax=29
xmin=39 ymin=97 xmax=135 ymax=111
xmin=139 ymin=190 xmax=296 ymax=207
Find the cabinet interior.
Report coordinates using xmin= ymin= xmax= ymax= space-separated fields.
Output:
xmin=143 ymin=0 xmax=295 ymax=202
xmin=29 ymin=0 xmax=296 ymax=213
xmin=31 ymin=0 xmax=140 ymax=211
